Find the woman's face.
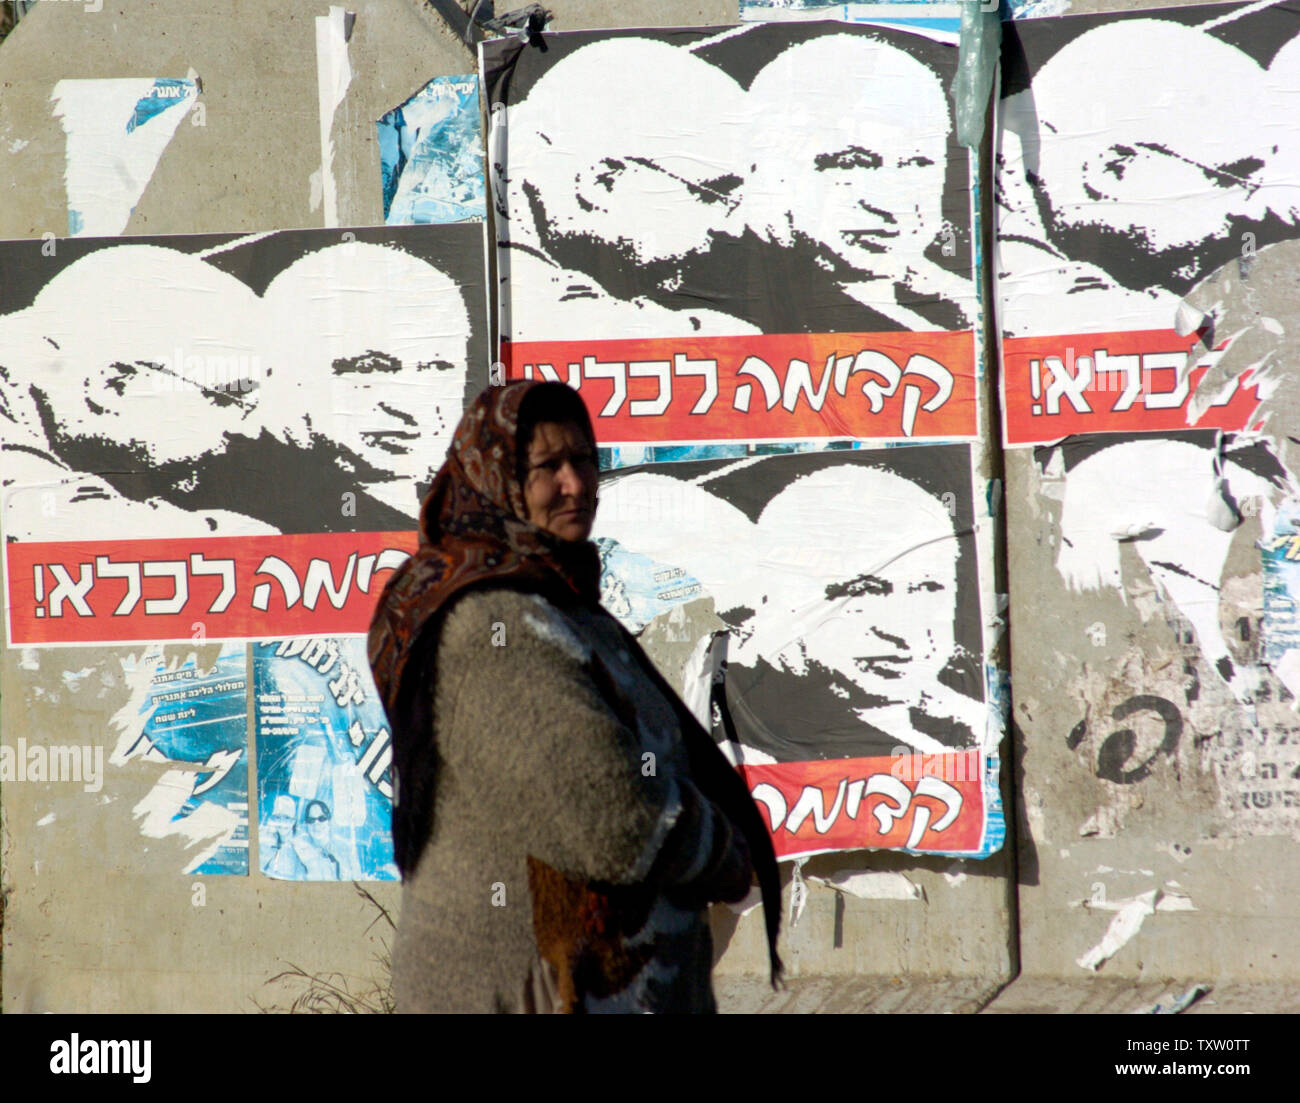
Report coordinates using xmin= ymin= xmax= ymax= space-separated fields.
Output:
xmin=522 ymin=420 xmax=599 ymax=542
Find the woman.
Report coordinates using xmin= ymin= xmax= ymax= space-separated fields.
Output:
xmin=368 ymin=380 xmax=781 ymax=1013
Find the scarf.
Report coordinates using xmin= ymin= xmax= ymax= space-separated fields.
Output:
xmin=367 ymin=379 xmax=782 ymax=991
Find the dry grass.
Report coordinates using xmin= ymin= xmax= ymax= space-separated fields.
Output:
xmin=253 ymin=884 xmax=396 ymax=1014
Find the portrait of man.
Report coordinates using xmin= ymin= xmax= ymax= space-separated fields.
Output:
xmin=595 ymin=446 xmax=985 ymax=763
xmin=996 ymin=13 xmax=1300 ymax=336
xmin=744 ymin=32 xmax=971 ymax=332
xmin=498 ymin=35 xmax=757 ymax=340
xmin=1 ymin=243 xmax=275 ymax=541
xmin=260 ymin=240 xmax=473 ymax=517
xmin=0 ymin=224 xmax=487 ymax=542
xmin=488 ymin=21 xmax=973 ymax=341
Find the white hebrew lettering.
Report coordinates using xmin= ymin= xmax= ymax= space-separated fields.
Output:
xmin=189 ymin=553 xmax=236 ymax=614
xmin=781 ymin=355 xmax=835 ymax=413
xmin=583 ymin=356 xmax=627 ymax=416
xmin=46 ymin=563 xmax=94 ymax=617
xmin=1043 ymin=352 xmax=1093 ymax=414
xmin=899 ymin=354 xmax=954 ymax=437
xmin=750 ymin=782 xmax=787 ymax=833
xmin=301 ymin=553 xmax=357 ymax=611
xmin=628 ymin=360 xmax=671 ymax=416
xmin=734 ymin=356 xmax=780 ymax=412
xmin=784 ymin=779 xmax=848 ymax=835
xmin=251 ymin=556 xmax=302 ymax=611
xmin=94 ymin=555 xmax=142 ymax=616
xmin=852 ymin=351 xmax=902 ymax=414
xmin=142 ymin=560 xmax=188 ymax=615
xmin=1141 ymin=352 xmax=1189 ymax=410
xmin=673 ymin=353 xmax=717 ymax=414
xmin=1094 ymin=349 xmax=1141 ymax=412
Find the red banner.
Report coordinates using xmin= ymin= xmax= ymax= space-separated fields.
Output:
xmin=1002 ymin=329 xmax=1263 ymax=446
xmin=5 ymin=531 xmax=419 ymax=646
xmin=740 ymin=749 xmax=985 ymax=858
xmin=502 ymin=331 xmax=977 ymax=443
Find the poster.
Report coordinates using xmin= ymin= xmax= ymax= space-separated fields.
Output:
xmin=253 ymin=638 xmax=398 ymax=882
xmin=594 ymin=445 xmax=1000 ymax=858
xmin=738 ymin=1 xmax=1051 ymax=28
xmin=996 ymin=2 xmax=1300 ymax=447
xmin=0 ymin=223 xmax=489 ymax=645
xmin=113 ymin=643 xmax=250 ymax=875
xmin=52 ymin=77 xmax=201 ymax=237
xmin=489 ymin=22 xmax=998 ymax=858
xmin=485 ymin=22 xmax=979 ymax=446
xmin=378 ymin=75 xmax=486 ymax=226
xmin=997 ymin=2 xmax=1300 ymax=837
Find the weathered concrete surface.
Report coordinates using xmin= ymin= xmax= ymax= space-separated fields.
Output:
xmin=0 ymin=0 xmax=1015 ymax=1014
xmin=1006 ymin=426 xmax=1300 ymax=981
xmin=717 ymin=849 xmax=1013 ymax=972
xmin=31 ymin=0 xmax=1300 ymax=1015
xmin=982 ymin=978 xmax=1300 ymax=1015
xmin=719 ymin=975 xmax=1002 ymax=1014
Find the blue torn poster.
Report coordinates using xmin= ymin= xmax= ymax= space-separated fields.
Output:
xmin=254 ymin=637 xmax=398 ymax=881
xmin=116 ymin=642 xmax=250 ymax=875
xmin=739 ymin=1 xmax=1062 ymax=28
xmin=1263 ymin=497 xmax=1300 ymax=665
xmin=739 ymin=1 xmax=964 ymax=35
xmin=377 ymin=75 xmax=485 ymax=225
xmin=51 ymin=77 xmax=200 ymax=237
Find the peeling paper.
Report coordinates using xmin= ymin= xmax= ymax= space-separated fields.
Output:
xmin=1078 ymin=884 xmax=1196 ymax=914
xmin=378 ymin=75 xmax=485 ymax=225
xmin=314 ymin=6 xmax=354 ymax=228
xmin=788 ymin=858 xmax=810 ymax=927
xmin=52 ymin=78 xmax=199 ymax=236
xmin=1056 ymin=438 xmax=1277 ymax=704
xmin=1077 ymin=890 xmax=1156 ymax=971
xmin=133 ymin=768 xmax=241 ymax=875
xmin=809 ymin=869 xmax=924 ymax=901
xmin=112 ymin=644 xmax=249 ymax=875
xmin=1136 ymin=982 xmax=1212 ymax=1015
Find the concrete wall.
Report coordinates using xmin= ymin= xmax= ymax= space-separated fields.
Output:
xmin=989 ymin=0 xmax=1300 ymax=1013
xmin=2 ymin=0 xmax=1294 ymax=1015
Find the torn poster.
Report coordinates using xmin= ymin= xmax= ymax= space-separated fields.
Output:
xmin=0 ymin=223 xmax=489 ymax=645
xmin=485 ymin=21 xmax=978 ymax=444
xmin=113 ymin=643 xmax=249 ymax=875
xmin=594 ymin=444 xmax=1003 ymax=859
xmin=378 ymin=74 xmax=485 ymax=225
xmin=739 ymin=1 xmax=964 ymax=37
xmin=741 ymin=0 xmax=1063 ymax=26
xmin=52 ymin=78 xmax=200 ymax=237
xmin=996 ymin=1 xmax=1300 ymax=447
xmin=1262 ymin=496 xmax=1300 ymax=668
xmin=254 ymin=638 xmax=397 ymax=882
xmin=1034 ymin=431 xmax=1300 ymax=836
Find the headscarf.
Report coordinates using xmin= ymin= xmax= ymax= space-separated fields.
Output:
xmin=367 ymin=379 xmax=782 ymax=988
xmin=368 ymin=380 xmax=599 ymax=721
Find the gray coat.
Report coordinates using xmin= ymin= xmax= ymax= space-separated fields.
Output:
xmin=392 ymin=587 xmax=747 ymax=1013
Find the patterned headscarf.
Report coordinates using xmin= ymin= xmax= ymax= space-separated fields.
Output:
xmin=369 ymin=380 xmax=599 ymax=714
